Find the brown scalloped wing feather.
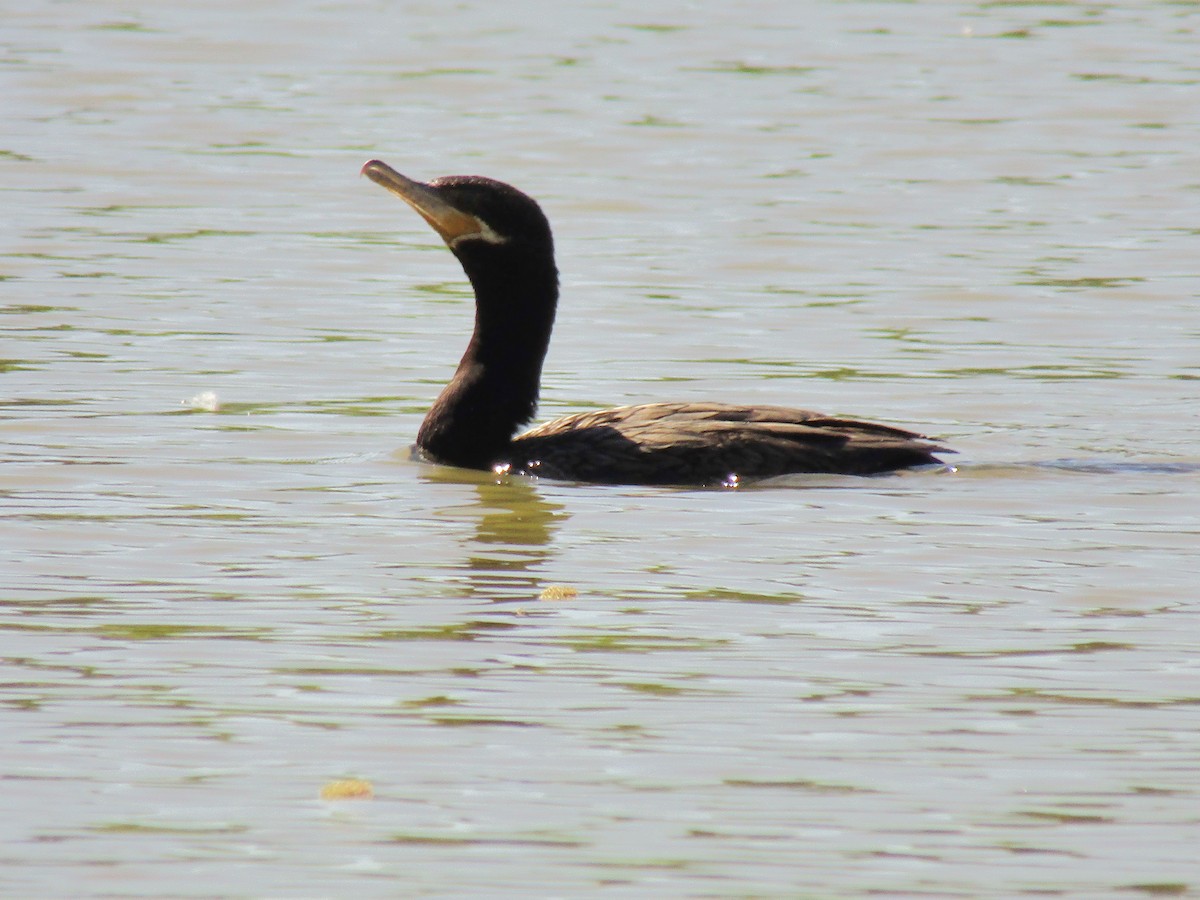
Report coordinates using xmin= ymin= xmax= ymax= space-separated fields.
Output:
xmin=510 ymin=402 xmax=947 ymax=484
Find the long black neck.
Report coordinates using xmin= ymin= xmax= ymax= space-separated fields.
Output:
xmin=416 ymin=241 xmax=558 ymax=470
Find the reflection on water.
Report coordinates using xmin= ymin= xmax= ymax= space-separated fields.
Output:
xmin=3 ymin=0 xmax=1199 ymax=896
xmin=421 ymin=466 xmax=567 ymax=599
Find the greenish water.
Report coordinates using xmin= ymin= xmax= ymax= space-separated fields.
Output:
xmin=3 ymin=0 xmax=1199 ymax=896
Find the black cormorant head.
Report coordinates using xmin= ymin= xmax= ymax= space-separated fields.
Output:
xmin=361 ymin=160 xmax=554 ymax=266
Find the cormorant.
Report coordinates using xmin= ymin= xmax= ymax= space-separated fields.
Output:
xmin=362 ymin=159 xmax=948 ymax=486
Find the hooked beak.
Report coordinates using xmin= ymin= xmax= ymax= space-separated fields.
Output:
xmin=361 ymin=159 xmax=486 ymax=246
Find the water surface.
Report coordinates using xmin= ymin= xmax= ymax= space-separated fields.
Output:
xmin=3 ymin=1 xmax=1199 ymax=896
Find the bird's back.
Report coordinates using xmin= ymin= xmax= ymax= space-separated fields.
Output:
xmin=506 ymin=402 xmax=947 ymax=485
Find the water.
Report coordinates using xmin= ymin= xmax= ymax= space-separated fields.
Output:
xmin=4 ymin=1 xmax=1199 ymax=896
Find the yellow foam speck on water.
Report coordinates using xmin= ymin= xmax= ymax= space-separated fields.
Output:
xmin=320 ymin=779 xmax=374 ymax=800
xmin=539 ymin=585 xmax=578 ymax=601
